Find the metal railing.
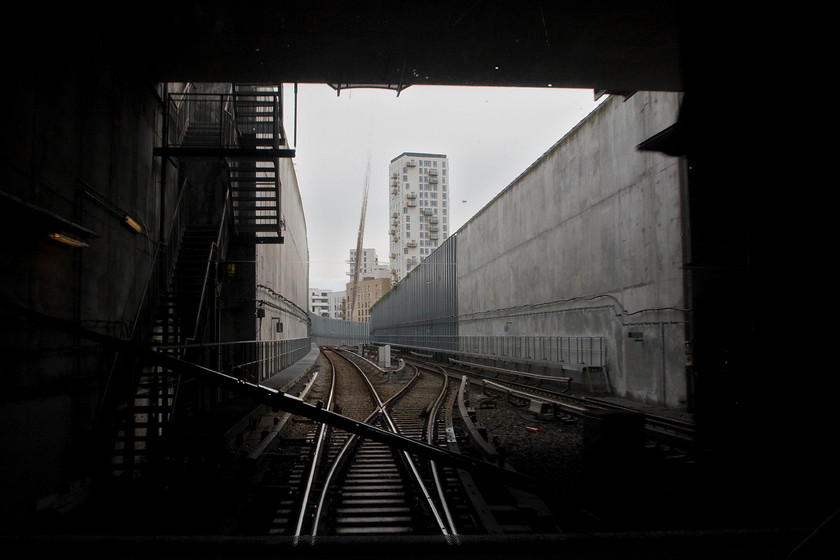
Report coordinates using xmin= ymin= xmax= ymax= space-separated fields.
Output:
xmin=167 ymin=92 xmax=237 ymax=149
xmin=165 ymin=91 xmax=282 ymax=151
xmin=188 ymin=188 xmax=231 ymax=344
xmin=165 ymin=338 xmax=312 ymax=385
xmin=370 ymin=334 xmax=607 ymax=369
xmin=97 ymin=180 xmax=191 ymax=421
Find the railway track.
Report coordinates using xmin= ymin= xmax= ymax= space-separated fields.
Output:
xmin=245 ymin=347 xmax=561 ymax=537
xmin=436 ymin=357 xmax=696 ymax=448
xmin=307 ymin=349 xmax=448 ymax=536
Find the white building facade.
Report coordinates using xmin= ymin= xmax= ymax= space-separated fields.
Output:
xmin=328 ymin=290 xmax=346 ymax=319
xmin=309 ymin=289 xmax=331 ymax=318
xmin=389 ymin=152 xmax=450 ymax=282
xmin=347 ymin=248 xmax=382 ymax=280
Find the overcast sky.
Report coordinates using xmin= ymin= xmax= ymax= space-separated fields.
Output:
xmin=283 ymin=83 xmax=605 ymax=292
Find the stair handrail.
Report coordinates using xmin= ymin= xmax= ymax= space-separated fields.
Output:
xmin=95 ymin=178 xmax=191 ymax=425
xmin=188 ymin=187 xmax=231 ymax=343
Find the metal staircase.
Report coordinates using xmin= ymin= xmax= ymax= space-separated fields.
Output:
xmin=155 ymin=84 xmax=292 ymax=244
xmin=110 ymin=83 xmax=294 ymax=480
xmin=229 ymin=86 xmax=285 ymax=243
xmin=110 ymin=224 xmax=220 ymax=480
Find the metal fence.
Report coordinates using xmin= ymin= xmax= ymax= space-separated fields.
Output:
xmin=177 ymin=337 xmax=311 ymax=384
xmin=310 ymin=314 xmax=369 ymax=347
xmin=371 ymin=334 xmax=606 ymax=370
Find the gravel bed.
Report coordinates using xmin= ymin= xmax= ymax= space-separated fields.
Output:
xmin=473 ymin=388 xmax=585 ymax=505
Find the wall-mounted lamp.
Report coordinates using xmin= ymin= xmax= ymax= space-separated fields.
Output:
xmin=124 ymin=215 xmax=142 ymax=234
xmin=48 ymin=232 xmax=89 ymax=248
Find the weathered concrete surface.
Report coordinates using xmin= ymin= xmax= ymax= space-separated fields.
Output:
xmin=457 ymin=92 xmax=686 ymax=407
xmin=257 ymin=156 xmax=310 ymax=342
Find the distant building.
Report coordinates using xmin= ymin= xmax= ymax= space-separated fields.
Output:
xmin=347 ymin=248 xmax=381 ymax=280
xmin=389 ymin=152 xmax=450 ymax=282
xmin=345 ymin=277 xmax=390 ymax=322
xmin=328 ymin=290 xmax=346 ymax=319
xmin=309 ymin=289 xmax=331 ymax=317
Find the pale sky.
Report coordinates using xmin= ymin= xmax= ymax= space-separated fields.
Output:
xmin=283 ymin=83 xmax=605 ymax=292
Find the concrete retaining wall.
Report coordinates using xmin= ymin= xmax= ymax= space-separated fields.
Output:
xmin=257 ymin=156 xmax=311 ymax=342
xmin=457 ymin=92 xmax=687 ymax=407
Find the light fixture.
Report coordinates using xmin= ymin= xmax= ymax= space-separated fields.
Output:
xmin=48 ymin=232 xmax=89 ymax=248
xmin=124 ymin=215 xmax=142 ymax=233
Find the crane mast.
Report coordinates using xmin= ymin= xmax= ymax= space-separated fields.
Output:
xmin=349 ymin=155 xmax=371 ymax=320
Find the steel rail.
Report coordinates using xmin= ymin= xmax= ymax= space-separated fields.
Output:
xmin=422 ymin=364 xmax=460 ymax=536
xmin=311 ymin=350 xmax=451 ymax=536
xmin=375 ymin=364 xmax=451 ymax=536
xmin=293 ymin=351 xmax=338 ymax=537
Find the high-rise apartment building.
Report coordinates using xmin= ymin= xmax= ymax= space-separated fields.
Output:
xmin=389 ymin=152 xmax=450 ymax=282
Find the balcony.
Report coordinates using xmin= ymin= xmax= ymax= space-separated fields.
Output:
xmin=407 ymin=240 xmax=418 ymax=248
xmin=406 ymin=192 xmax=417 ymax=199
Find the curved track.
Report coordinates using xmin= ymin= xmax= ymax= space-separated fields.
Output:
xmin=246 ymin=346 xmax=565 ymax=537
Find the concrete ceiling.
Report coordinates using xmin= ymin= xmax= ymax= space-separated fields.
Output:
xmin=115 ymin=1 xmax=685 ymax=94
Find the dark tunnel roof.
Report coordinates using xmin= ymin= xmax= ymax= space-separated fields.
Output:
xmin=30 ymin=1 xmax=686 ymax=94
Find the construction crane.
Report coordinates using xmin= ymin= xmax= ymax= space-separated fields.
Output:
xmin=349 ymin=155 xmax=371 ymax=321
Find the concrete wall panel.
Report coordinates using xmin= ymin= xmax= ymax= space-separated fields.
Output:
xmin=457 ymin=92 xmax=687 ymax=407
